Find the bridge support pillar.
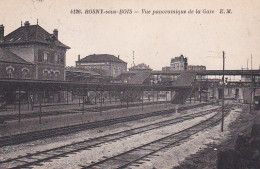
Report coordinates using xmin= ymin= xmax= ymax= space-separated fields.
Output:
xmin=190 ymin=92 xmax=192 ymax=103
xmin=127 ymin=91 xmax=129 ymax=109
xmin=100 ymin=90 xmax=103 ymax=116
xmin=39 ymin=91 xmax=42 ymax=124
xmin=199 ymin=88 xmax=202 ymax=103
xmin=142 ymin=89 xmax=144 ymax=110
xmin=109 ymin=90 xmax=112 ymax=104
xmin=66 ymin=89 xmax=69 ymax=106
xmin=78 ymin=94 xmax=80 ymax=107
xmin=27 ymin=90 xmax=30 ymax=110
xmin=82 ymin=92 xmax=85 ymax=114
xmin=166 ymin=91 xmax=167 ymax=108
xmin=18 ymin=89 xmax=21 ymax=123
xmin=153 ymin=90 xmax=155 ymax=103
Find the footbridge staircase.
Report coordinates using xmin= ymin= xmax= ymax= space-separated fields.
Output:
xmin=171 ymin=72 xmax=197 ymax=104
xmin=121 ymin=72 xmax=151 ymax=102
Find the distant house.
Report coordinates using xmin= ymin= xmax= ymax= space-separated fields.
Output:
xmin=66 ymin=66 xmax=100 ymax=82
xmin=76 ymin=54 xmax=127 ymax=78
xmin=0 ymin=21 xmax=70 ymax=81
xmin=187 ymin=65 xmax=206 ymax=71
xmin=129 ymin=63 xmax=152 ymax=72
xmin=162 ymin=66 xmax=171 ymax=71
xmin=170 ymin=55 xmax=188 ymax=71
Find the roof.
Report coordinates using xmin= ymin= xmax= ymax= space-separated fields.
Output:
xmin=89 ymin=68 xmax=111 ymax=77
xmin=66 ymin=67 xmax=100 ymax=76
xmin=171 ymin=72 xmax=197 ymax=87
xmin=129 ymin=63 xmax=152 ymax=71
xmin=78 ymin=54 xmax=126 ymax=63
xmin=1 ymin=24 xmax=70 ymax=49
xmin=0 ymin=49 xmax=32 ymax=64
xmin=126 ymin=72 xmax=152 ymax=84
xmin=171 ymin=55 xmax=186 ymax=63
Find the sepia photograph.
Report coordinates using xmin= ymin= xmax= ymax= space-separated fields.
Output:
xmin=0 ymin=0 xmax=259 ymax=168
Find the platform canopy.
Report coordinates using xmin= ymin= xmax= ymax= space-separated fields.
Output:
xmin=0 ymin=78 xmax=188 ymax=92
xmin=152 ymin=70 xmax=260 ymax=76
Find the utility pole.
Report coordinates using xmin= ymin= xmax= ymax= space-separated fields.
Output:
xmin=250 ymin=74 xmax=255 ymax=114
xmin=251 ymin=54 xmax=253 ymax=70
xmin=250 ymin=54 xmax=253 ymax=114
xmin=221 ymin=51 xmax=225 ymax=132
xmin=247 ymin=58 xmax=249 ymax=70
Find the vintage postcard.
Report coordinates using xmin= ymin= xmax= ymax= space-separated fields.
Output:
xmin=0 ymin=0 xmax=259 ymax=168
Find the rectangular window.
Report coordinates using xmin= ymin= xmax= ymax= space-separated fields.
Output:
xmin=54 ymin=53 xmax=59 ymax=63
xmin=43 ymin=52 xmax=48 ymax=62
xmin=60 ymin=56 xmax=64 ymax=64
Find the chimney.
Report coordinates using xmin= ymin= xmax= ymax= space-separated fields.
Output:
xmin=78 ymin=54 xmax=80 ymax=61
xmin=53 ymin=29 xmax=58 ymax=39
xmin=0 ymin=24 xmax=4 ymax=42
xmin=24 ymin=21 xmax=30 ymax=41
xmin=118 ymin=55 xmax=120 ymax=59
xmin=24 ymin=21 xmax=30 ymax=27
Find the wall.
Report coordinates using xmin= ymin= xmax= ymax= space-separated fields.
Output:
xmin=0 ymin=62 xmax=35 ymax=79
xmin=77 ymin=61 xmax=127 ymax=77
xmin=110 ymin=62 xmax=127 ymax=77
xmin=7 ymin=45 xmax=35 ymax=63
xmin=35 ymin=44 xmax=66 ymax=80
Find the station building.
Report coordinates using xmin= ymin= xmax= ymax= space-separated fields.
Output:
xmin=0 ymin=21 xmax=70 ymax=81
xmin=0 ymin=21 xmax=70 ymax=104
xmin=76 ymin=54 xmax=127 ymax=78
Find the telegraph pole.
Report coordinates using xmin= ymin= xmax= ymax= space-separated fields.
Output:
xmin=221 ymin=51 xmax=225 ymax=132
xmin=250 ymin=54 xmax=253 ymax=114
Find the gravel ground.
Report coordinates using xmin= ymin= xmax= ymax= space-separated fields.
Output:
xmin=174 ymin=105 xmax=259 ymax=169
xmin=0 ymin=104 xmax=216 ymax=160
xmin=0 ymin=101 xmax=190 ymax=137
xmin=31 ymin=110 xmax=217 ymax=169
xmin=136 ymin=107 xmax=241 ymax=169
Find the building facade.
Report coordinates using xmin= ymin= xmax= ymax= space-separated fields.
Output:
xmin=170 ymin=55 xmax=188 ymax=71
xmin=0 ymin=21 xmax=70 ymax=81
xmin=66 ymin=66 xmax=101 ymax=82
xmin=187 ymin=65 xmax=206 ymax=71
xmin=0 ymin=49 xmax=36 ymax=79
xmin=129 ymin=63 xmax=152 ymax=72
xmin=76 ymin=54 xmax=127 ymax=78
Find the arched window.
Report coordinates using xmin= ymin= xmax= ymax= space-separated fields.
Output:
xmin=6 ymin=66 xmax=14 ymax=78
xmin=22 ymin=67 xmax=29 ymax=79
xmin=50 ymin=70 xmax=55 ymax=79
xmin=55 ymin=70 xmax=60 ymax=79
xmin=43 ymin=69 xmax=49 ymax=78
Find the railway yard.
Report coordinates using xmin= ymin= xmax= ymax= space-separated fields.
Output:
xmin=0 ymin=4 xmax=260 ymax=168
xmin=0 ymin=99 xmax=258 ymax=169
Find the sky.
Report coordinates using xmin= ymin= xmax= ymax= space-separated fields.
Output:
xmin=0 ymin=0 xmax=259 ymax=70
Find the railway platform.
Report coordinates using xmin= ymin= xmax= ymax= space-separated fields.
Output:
xmin=0 ymin=101 xmax=205 ymax=137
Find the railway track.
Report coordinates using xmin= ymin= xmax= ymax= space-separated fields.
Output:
xmin=0 ymin=106 xmax=222 ymax=169
xmin=0 ymin=103 xmax=212 ymax=148
xmin=81 ymin=105 xmax=232 ymax=169
xmin=0 ymin=101 xmax=169 ymax=121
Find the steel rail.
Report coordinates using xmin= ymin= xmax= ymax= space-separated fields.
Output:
xmin=0 ymin=106 xmax=220 ymax=169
